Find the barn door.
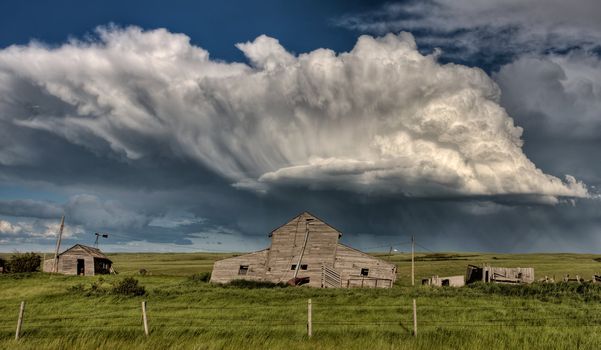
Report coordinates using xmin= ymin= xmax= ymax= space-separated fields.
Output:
xmin=77 ymin=259 xmax=85 ymax=275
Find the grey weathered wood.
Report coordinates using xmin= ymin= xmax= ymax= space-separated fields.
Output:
xmin=412 ymin=299 xmax=417 ymax=337
xmin=15 ymin=301 xmax=25 ymax=340
xmin=322 ymin=265 xmax=341 ymax=288
xmin=211 ymin=212 xmax=397 ymax=288
xmin=422 ymin=275 xmax=465 ymax=287
xmin=307 ymin=299 xmax=312 ymax=338
xmin=467 ymin=265 xmax=535 ymax=284
xmin=43 ymin=244 xmax=112 ymax=276
xmin=142 ymin=301 xmax=149 ymax=336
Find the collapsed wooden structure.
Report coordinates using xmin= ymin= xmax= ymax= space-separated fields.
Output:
xmin=43 ymin=244 xmax=113 ymax=276
xmin=466 ymin=265 xmax=534 ymax=284
xmin=210 ymin=212 xmax=397 ymax=288
xmin=422 ymin=275 xmax=465 ymax=287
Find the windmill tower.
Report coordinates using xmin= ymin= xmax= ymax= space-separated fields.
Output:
xmin=52 ymin=216 xmax=65 ymax=273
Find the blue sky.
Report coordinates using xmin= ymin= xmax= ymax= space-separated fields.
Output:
xmin=0 ymin=1 xmax=372 ymax=61
xmin=0 ymin=0 xmax=600 ymax=253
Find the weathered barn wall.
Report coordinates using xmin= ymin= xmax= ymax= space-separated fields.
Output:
xmin=43 ymin=256 xmax=95 ymax=275
xmin=210 ymin=250 xmax=269 ymax=283
xmin=334 ymin=244 xmax=396 ymax=288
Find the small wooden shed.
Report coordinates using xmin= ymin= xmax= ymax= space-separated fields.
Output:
xmin=422 ymin=275 xmax=465 ymax=287
xmin=43 ymin=244 xmax=113 ymax=276
xmin=211 ymin=212 xmax=397 ymax=288
xmin=466 ymin=265 xmax=534 ymax=284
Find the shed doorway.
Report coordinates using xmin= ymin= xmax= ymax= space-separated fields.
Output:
xmin=77 ymin=259 xmax=85 ymax=276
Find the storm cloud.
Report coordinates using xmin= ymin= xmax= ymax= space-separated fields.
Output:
xmin=336 ymin=0 xmax=601 ymax=67
xmin=0 ymin=26 xmax=588 ymax=203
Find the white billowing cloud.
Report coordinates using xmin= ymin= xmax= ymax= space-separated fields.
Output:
xmin=495 ymin=52 xmax=601 ymax=138
xmin=336 ymin=0 xmax=601 ymax=59
xmin=0 ymin=26 xmax=589 ymax=202
xmin=0 ymin=220 xmax=22 ymax=234
xmin=0 ymin=218 xmax=84 ymax=242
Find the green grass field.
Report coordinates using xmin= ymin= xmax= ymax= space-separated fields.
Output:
xmin=1 ymin=252 xmax=601 ymax=349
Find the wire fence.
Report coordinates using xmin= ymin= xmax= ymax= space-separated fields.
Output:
xmin=3 ymin=299 xmax=601 ymax=340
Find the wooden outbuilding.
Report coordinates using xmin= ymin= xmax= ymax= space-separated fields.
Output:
xmin=422 ymin=275 xmax=465 ymax=287
xmin=210 ymin=212 xmax=397 ymax=288
xmin=0 ymin=258 xmax=5 ymax=273
xmin=43 ymin=244 xmax=113 ymax=276
xmin=466 ymin=265 xmax=534 ymax=284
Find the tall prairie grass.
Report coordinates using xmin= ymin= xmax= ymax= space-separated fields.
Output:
xmin=0 ymin=252 xmax=600 ymax=349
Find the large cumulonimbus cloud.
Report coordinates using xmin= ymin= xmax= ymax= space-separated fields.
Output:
xmin=0 ymin=26 xmax=589 ymax=202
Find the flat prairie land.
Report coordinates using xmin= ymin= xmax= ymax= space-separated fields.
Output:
xmin=1 ymin=252 xmax=601 ymax=350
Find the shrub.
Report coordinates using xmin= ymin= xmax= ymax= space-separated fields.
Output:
xmin=225 ymin=279 xmax=288 ymax=289
xmin=111 ymin=277 xmax=146 ymax=296
xmin=66 ymin=278 xmax=111 ymax=297
xmin=139 ymin=269 xmax=148 ymax=276
xmin=7 ymin=252 xmax=41 ymax=273
xmin=189 ymin=272 xmax=211 ymax=283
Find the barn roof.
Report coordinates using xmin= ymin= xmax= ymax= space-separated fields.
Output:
xmin=336 ymin=243 xmax=396 ymax=268
xmin=268 ymin=211 xmax=342 ymax=238
xmin=59 ymin=244 xmax=111 ymax=261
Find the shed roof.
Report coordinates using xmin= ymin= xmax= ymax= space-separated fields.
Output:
xmin=59 ymin=244 xmax=111 ymax=261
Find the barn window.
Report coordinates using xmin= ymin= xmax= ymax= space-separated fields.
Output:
xmin=300 ymin=264 xmax=308 ymax=270
xmin=360 ymin=268 xmax=369 ymax=276
xmin=291 ymin=264 xmax=296 ymax=270
xmin=238 ymin=265 xmax=249 ymax=275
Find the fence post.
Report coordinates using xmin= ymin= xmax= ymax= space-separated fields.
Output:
xmin=142 ymin=301 xmax=149 ymax=336
xmin=15 ymin=301 xmax=25 ymax=340
xmin=307 ymin=298 xmax=312 ymax=338
xmin=412 ymin=299 xmax=417 ymax=337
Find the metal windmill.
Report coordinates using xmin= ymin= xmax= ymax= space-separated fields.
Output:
xmin=94 ymin=232 xmax=109 ymax=248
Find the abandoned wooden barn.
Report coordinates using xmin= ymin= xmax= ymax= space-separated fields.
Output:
xmin=422 ymin=275 xmax=465 ymax=287
xmin=466 ymin=265 xmax=534 ymax=284
xmin=210 ymin=212 xmax=397 ymax=288
xmin=43 ymin=244 xmax=113 ymax=276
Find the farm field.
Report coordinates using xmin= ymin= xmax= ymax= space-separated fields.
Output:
xmin=1 ymin=252 xmax=601 ymax=349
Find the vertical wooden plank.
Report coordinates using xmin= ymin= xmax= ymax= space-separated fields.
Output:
xmin=307 ymin=299 xmax=312 ymax=338
xmin=15 ymin=301 xmax=25 ymax=340
xmin=412 ymin=299 xmax=417 ymax=337
xmin=142 ymin=301 xmax=149 ymax=336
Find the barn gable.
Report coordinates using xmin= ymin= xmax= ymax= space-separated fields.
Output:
xmin=268 ymin=211 xmax=342 ymax=238
xmin=265 ymin=212 xmax=341 ymax=287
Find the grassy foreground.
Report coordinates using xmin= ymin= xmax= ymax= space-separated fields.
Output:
xmin=1 ymin=252 xmax=601 ymax=349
